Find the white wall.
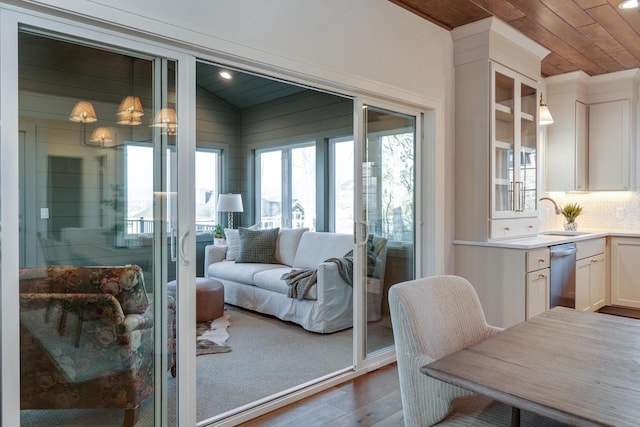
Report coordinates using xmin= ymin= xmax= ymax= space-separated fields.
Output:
xmin=15 ymin=0 xmax=456 ymax=272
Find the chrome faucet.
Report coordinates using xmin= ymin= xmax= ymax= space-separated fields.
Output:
xmin=539 ymin=197 xmax=561 ymax=215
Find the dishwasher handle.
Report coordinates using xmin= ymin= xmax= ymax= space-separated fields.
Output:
xmin=551 ymin=247 xmax=577 ymax=257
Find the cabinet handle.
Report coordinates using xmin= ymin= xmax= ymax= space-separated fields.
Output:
xmin=528 ymin=225 xmax=534 ymax=229
xmin=538 ymin=273 xmax=546 ymax=279
xmin=538 ymin=258 xmax=546 ymax=263
xmin=504 ymin=227 xmax=510 ymax=231
xmin=591 ymin=258 xmax=600 ymax=263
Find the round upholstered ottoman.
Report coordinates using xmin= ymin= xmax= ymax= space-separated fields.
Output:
xmin=167 ymin=277 xmax=225 ymax=322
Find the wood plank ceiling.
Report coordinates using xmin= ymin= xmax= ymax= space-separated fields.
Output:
xmin=390 ymin=0 xmax=640 ymax=77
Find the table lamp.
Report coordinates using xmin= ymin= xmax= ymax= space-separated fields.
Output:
xmin=217 ymin=193 xmax=243 ymax=229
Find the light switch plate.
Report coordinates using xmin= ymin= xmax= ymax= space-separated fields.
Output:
xmin=40 ymin=207 xmax=49 ymax=219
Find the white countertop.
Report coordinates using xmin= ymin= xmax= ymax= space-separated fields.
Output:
xmin=454 ymin=229 xmax=640 ymax=250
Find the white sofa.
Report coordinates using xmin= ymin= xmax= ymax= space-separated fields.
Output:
xmin=203 ymin=229 xmax=386 ymax=333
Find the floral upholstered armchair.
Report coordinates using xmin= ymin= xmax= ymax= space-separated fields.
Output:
xmin=19 ymin=265 xmax=175 ymax=427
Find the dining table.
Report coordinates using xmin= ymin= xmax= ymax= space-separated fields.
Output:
xmin=421 ymin=307 xmax=640 ymax=427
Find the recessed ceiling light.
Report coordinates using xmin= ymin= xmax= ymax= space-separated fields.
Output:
xmin=219 ymin=71 xmax=232 ymax=80
xmin=618 ymin=0 xmax=638 ymax=9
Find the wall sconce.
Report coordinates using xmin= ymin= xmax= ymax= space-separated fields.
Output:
xmin=69 ymin=101 xmax=97 ymax=123
xmin=151 ymin=108 xmax=177 ymax=135
xmin=539 ymin=94 xmax=554 ymax=126
xmin=88 ymin=127 xmax=113 ymax=148
xmin=216 ymin=193 xmax=243 ymax=229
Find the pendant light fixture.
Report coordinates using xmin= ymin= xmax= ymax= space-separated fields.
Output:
xmin=116 ymin=58 xmax=144 ymax=125
xmin=116 ymin=96 xmax=144 ymax=125
xmin=539 ymin=93 xmax=554 ymax=126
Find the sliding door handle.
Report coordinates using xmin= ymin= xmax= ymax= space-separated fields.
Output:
xmin=179 ymin=226 xmax=191 ymax=265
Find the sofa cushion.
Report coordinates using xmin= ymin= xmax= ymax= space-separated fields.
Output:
xmin=252 ymin=267 xmax=318 ymax=300
xmin=292 ymin=232 xmax=354 ymax=269
xmin=208 ymin=260 xmax=284 ymax=285
xmin=237 ymin=227 xmax=280 ymax=263
xmin=275 ymin=228 xmax=308 ymax=266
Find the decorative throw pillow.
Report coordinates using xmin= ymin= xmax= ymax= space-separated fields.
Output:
xmin=224 ymin=224 xmax=260 ymax=261
xmin=224 ymin=228 xmax=241 ymax=261
xmin=236 ymin=227 xmax=280 ymax=263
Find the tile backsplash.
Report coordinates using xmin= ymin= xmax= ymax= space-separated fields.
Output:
xmin=539 ymin=192 xmax=640 ymax=231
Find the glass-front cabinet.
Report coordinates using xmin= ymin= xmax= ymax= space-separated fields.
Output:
xmin=491 ymin=62 xmax=539 ymax=220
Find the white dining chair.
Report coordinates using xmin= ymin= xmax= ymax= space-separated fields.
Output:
xmin=389 ymin=275 xmax=568 ymax=426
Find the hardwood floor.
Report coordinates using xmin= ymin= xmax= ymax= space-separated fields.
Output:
xmin=241 ymin=363 xmax=404 ymax=427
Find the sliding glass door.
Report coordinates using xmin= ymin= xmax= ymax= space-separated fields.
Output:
xmin=356 ymin=103 xmax=418 ymax=358
xmin=6 ymin=21 xmax=193 ymax=426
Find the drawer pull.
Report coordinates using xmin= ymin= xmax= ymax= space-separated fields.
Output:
xmin=538 ymin=273 xmax=546 ymax=279
xmin=538 ymin=258 xmax=546 ymax=263
xmin=591 ymin=258 xmax=600 ymax=263
xmin=528 ymin=225 xmax=534 ymax=229
xmin=504 ymin=227 xmax=510 ymax=231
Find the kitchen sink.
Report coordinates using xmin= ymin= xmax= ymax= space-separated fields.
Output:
xmin=541 ymin=231 xmax=591 ymax=236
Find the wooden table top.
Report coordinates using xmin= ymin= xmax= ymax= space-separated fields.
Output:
xmin=421 ymin=307 xmax=640 ymax=427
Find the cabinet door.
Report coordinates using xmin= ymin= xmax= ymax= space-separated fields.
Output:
xmin=491 ymin=62 xmax=538 ymax=220
xmin=492 ymin=68 xmax=515 ymax=216
xmin=611 ymin=238 xmax=640 ymax=308
xmin=589 ymin=253 xmax=606 ymax=311
xmin=589 ymin=100 xmax=630 ymax=190
xmin=575 ymin=257 xmax=591 ymax=312
xmin=526 ymin=268 xmax=549 ymax=319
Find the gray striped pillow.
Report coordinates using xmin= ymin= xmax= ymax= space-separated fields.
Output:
xmin=236 ymin=227 xmax=280 ymax=264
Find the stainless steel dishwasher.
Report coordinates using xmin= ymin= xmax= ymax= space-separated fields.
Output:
xmin=550 ymin=242 xmax=577 ymax=309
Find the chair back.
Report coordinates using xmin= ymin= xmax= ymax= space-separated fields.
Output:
xmin=45 ymin=265 xmax=148 ymax=315
xmin=388 ymin=275 xmax=495 ymax=426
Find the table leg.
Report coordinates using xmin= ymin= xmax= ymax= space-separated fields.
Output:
xmin=511 ymin=407 xmax=520 ymax=427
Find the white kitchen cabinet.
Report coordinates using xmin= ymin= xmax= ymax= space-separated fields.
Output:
xmin=453 ymin=19 xmax=547 ymax=241
xmin=611 ymin=237 xmax=640 ymax=308
xmin=588 ymin=100 xmax=630 ymax=190
xmin=526 ymin=247 xmax=550 ymax=319
xmin=575 ymin=238 xmax=606 ymax=312
xmin=455 ymin=244 xmax=550 ymax=328
xmin=526 ymin=268 xmax=550 ymax=319
xmin=545 ymin=69 xmax=638 ymax=191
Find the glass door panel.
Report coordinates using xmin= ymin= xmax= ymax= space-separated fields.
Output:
xmin=520 ymin=82 xmax=537 ymax=212
xmin=494 ymin=71 xmax=515 ymax=213
xmin=361 ymin=106 xmax=416 ymax=356
xmin=17 ymin=30 xmax=176 ymax=426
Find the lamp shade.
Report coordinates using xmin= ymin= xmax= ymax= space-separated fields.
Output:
xmin=89 ymin=127 xmax=113 ymax=145
xmin=151 ymin=108 xmax=177 ymax=135
xmin=216 ymin=194 xmax=243 ymax=213
xmin=116 ymin=96 xmax=144 ymax=125
xmin=539 ymin=94 xmax=554 ymax=126
xmin=69 ymin=101 xmax=98 ymax=123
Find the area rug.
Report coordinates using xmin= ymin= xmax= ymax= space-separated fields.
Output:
xmin=196 ymin=313 xmax=231 ymax=355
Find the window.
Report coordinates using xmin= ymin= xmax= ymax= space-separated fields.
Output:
xmin=330 ymin=138 xmax=354 ymax=234
xmin=195 ymin=149 xmax=222 ymax=232
xmin=256 ymin=143 xmax=315 ymax=230
xmin=125 ymin=146 xmax=221 ymax=234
